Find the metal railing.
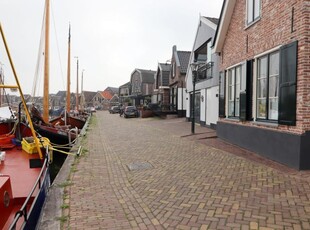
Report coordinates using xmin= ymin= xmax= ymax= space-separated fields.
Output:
xmin=9 ymin=153 xmax=50 ymax=230
xmin=197 ymin=61 xmax=214 ymax=80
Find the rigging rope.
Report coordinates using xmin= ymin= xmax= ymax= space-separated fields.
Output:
xmin=51 ymin=2 xmax=65 ymax=90
xmin=32 ymin=0 xmax=66 ymax=98
xmin=32 ymin=3 xmax=46 ymax=98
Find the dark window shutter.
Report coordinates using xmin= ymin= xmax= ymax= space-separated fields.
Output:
xmin=239 ymin=60 xmax=253 ymax=121
xmin=246 ymin=59 xmax=253 ymax=121
xmin=239 ymin=92 xmax=247 ymax=121
xmin=219 ymin=71 xmax=226 ymax=118
xmin=278 ymin=41 xmax=298 ymax=125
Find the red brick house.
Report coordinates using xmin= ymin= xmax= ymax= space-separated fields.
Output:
xmin=169 ymin=46 xmax=191 ymax=117
xmin=214 ymin=0 xmax=310 ymax=169
xmin=130 ymin=69 xmax=155 ymax=106
xmin=152 ymin=63 xmax=171 ymax=109
xmin=93 ymin=87 xmax=119 ymax=110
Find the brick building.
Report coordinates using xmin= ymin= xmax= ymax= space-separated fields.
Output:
xmin=169 ymin=46 xmax=191 ymax=117
xmin=130 ymin=69 xmax=155 ymax=106
xmin=214 ymin=0 xmax=310 ymax=169
xmin=152 ymin=63 xmax=171 ymax=109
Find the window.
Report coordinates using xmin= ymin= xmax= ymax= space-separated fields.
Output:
xmin=207 ymin=41 xmax=212 ymax=63
xmin=194 ymin=40 xmax=214 ymax=80
xmin=247 ymin=0 xmax=261 ymax=24
xmin=228 ymin=65 xmax=242 ymax=117
xmin=172 ymin=62 xmax=176 ymax=78
xmin=219 ymin=72 xmax=226 ymax=118
xmin=256 ymin=51 xmax=279 ymax=121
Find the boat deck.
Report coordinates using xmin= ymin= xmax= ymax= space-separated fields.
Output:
xmin=0 ymin=146 xmax=42 ymax=229
xmin=0 ymin=147 xmax=41 ymax=198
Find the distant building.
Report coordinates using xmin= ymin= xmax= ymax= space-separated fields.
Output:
xmin=152 ymin=63 xmax=171 ymax=110
xmin=92 ymin=87 xmax=119 ymax=110
xmin=169 ymin=46 xmax=191 ymax=117
xmin=130 ymin=69 xmax=155 ymax=107
xmin=119 ymin=82 xmax=131 ymax=105
xmin=80 ymin=91 xmax=97 ymax=110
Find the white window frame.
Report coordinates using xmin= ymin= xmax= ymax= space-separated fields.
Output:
xmin=226 ymin=63 xmax=243 ymax=118
xmin=246 ymin=0 xmax=261 ymax=25
xmin=256 ymin=51 xmax=280 ymax=121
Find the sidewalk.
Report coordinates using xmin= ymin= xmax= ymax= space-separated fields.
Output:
xmin=45 ymin=111 xmax=310 ymax=229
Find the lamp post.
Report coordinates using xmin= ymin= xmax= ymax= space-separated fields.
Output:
xmin=190 ymin=62 xmax=199 ymax=134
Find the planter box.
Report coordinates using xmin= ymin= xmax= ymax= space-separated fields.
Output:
xmin=140 ymin=110 xmax=153 ymax=118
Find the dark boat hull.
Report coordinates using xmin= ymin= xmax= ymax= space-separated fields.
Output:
xmin=50 ymin=115 xmax=85 ymax=129
xmin=33 ymin=124 xmax=75 ymax=146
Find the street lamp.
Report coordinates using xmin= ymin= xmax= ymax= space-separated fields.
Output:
xmin=190 ymin=62 xmax=199 ymax=134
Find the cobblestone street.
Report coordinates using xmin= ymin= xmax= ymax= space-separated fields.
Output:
xmin=64 ymin=111 xmax=310 ymax=229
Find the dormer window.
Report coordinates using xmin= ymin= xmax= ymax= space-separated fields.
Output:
xmin=194 ymin=40 xmax=214 ymax=80
xmin=172 ymin=62 xmax=176 ymax=78
xmin=247 ymin=0 xmax=261 ymax=25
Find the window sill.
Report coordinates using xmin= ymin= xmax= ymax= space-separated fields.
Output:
xmin=252 ymin=121 xmax=279 ymax=128
xmin=224 ymin=117 xmax=240 ymax=122
xmin=245 ymin=17 xmax=261 ymax=30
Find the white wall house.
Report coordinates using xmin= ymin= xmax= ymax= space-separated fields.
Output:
xmin=185 ymin=16 xmax=220 ymax=129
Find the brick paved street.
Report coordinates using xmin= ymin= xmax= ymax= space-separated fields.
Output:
xmin=64 ymin=111 xmax=310 ymax=229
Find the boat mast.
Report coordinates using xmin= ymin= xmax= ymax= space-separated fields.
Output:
xmin=75 ymin=57 xmax=79 ymax=111
xmin=0 ymin=65 xmax=3 ymax=106
xmin=66 ymin=24 xmax=71 ymax=113
xmin=0 ymin=23 xmax=43 ymax=158
xmin=43 ymin=0 xmax=50 ymax=123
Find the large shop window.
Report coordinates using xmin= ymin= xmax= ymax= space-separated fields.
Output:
xmin=228 ymin=66 xmax=242 ymax=117
xmin=247 ymin=0 xmax=261 ymax=25
xmin=256 ymin=51 xmax=279 ymax=121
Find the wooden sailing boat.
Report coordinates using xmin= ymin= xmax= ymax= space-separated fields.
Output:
xmin=31 ymin=0 xmax=78 ymax=146
xmin=0 ymin=22 xmax=51 ymax=229
xmin=49 ymin=25 xmax=86 ymax=129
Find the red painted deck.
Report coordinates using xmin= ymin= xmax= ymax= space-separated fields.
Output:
xmin=0 ymin=146 xmax=41 ymax=229
xmin=0 ymin=147 xmax=41 ymax=198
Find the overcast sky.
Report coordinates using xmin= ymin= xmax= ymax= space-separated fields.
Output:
xmin=0 ymin=0 xmax=223 ymax=96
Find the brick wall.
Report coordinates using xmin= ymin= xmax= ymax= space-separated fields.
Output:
xmin=220 ymin=0 xmax=310 ymax=135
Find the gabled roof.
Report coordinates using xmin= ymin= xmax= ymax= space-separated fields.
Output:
xmin=119 ymin=82 xmax=131 ymax=88
xmin=83 ymin=91 xmax=97 ymax=102
xmin=204 ymin=17 xmax=219 ymax=25
xmin=159 ymin=63 xmax=171 ymax=72
xmin=107 ymin=87 xmax=119 ymax=95
xmin=101 ymin=90 xmax=114 ymax=100
xmin=55 ymin=91 xmax=66 ymax=97
xmin=100 ymin=87 xmax=119 ymax=100
xmin=213 ymin=0 xmax=236 ymax=53
xmin=134 ymin=69 xmax=156 ymax=84
xmin=110 ymin=94 xmax=119 ymax=102
xmin=55 ymin=91 xmax=67 ymax=101
xmin=157 ymin=63 xmax=171 ymax=86
xmin=176 ymin=51 xmax=191 ymax=74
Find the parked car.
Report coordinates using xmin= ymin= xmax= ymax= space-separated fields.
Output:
xmin=124 ymin=106 xmax=139 ymax=118
xmin=86 ymin=107 xmax=96 ymax=113
xmin=109 ymin=106 xmax=120 ymax=114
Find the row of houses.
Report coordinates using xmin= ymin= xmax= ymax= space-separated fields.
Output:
xmin=118 ymin=46 xmax=191 ymax=117
xmin=115 ymin=0 xmax=310 ymax=171
xmin=1 ymin=87 xmax=119 ymax=113
xmin=4 ymin=0 xmax=309 ymax=170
